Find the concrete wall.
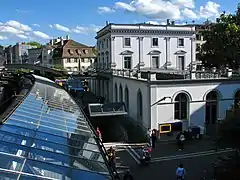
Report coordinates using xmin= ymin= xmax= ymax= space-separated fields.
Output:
xmin=112 ymin=76 xmax=151 ymax=128
xmin=151 ymin=82 xmax=240 ymax=131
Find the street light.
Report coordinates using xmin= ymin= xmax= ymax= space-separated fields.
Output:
xmin=151 ymin=96 xmax=172 ymax=107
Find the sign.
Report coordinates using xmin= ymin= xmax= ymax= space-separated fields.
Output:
xmin=159 ymin=124 xmax=171 ymax=134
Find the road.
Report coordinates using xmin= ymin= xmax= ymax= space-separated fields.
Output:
xmin=108 ymin=139 xmax=235 ymax=180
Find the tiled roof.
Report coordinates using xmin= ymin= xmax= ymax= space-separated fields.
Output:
xmin=53 ymin=40 xmax=96 ymax=58
xmin=0 ymin=75 xmax=112 ymax=180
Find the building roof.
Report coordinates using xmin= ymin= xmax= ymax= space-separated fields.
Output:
xmin=53 ymin=40 xmax=96 ymax=58
xmin=0 ymin=74 xmax=112 ymax=179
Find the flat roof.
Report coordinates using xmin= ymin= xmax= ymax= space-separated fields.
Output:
xmin=0 ymin=75 xmax=112 ymax=179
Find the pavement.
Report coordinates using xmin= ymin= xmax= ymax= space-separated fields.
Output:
xmin=104 ymin=139 xmax=235 ymax=180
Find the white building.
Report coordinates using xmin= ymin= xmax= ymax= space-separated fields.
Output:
xmin=28 ymin=48 xmax=41 ymax=64
xmin=90 ymin=23 xmax=240 ymax=137
xmin=40 ymin=45 xmax=54 ymax=67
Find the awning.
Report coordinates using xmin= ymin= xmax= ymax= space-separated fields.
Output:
xmin=88 ymin=102 xmax=128 ymax=117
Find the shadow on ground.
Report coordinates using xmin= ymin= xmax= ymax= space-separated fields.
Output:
xmin=76 ymin=92 xmax=147 ymax=143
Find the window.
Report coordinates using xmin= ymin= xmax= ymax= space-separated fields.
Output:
xmin=124 ymin=38 xmax=131 ymax=47
xmin=196 ymin=43 xmax=201 ymax=51
xmin=67 ymin=59 xmax=70 ymax=63
xmin=152 ymin=38 xmax=158 ymax=46
xmin=102 ymin=41 xmax=104 ymax=49
xmin=178 ymin=38 xmax=184 ymax=47
xmin=81 ymin=59 xmax=84 ymax=63
xmin=74 ymin=59 xmax=77 ymax=63
xmin=177 ymin=56 xmax=185 ymax=70
xmin=196 ymin=34 xmax=201 ymax=41
xmin=124 ymin=56 xmax=131 ymax=69
xmin=106 ymin=39 xmax=109 ymax=48
xmin=174 ymin=93 xmax=189 ymax=120
xmin=151 ymin=56 xmax=159 ymax=68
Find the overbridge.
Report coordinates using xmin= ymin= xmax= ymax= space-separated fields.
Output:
xmin=4 ymin=64 xmax=65 ymax=76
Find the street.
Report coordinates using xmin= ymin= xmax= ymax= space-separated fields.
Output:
xmin=108 ymin=139 xmax=235 ymax=180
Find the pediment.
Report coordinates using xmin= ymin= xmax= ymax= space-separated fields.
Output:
xmin=148 ymin=50 xmax=161 ymax=55
xmin=175 ymin=50 xmax=186 ymax=55
xmin=120 ymin=50 xmax=134 ymax=55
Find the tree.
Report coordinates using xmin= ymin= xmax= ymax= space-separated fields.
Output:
xmin=27 ymin=41 xmax=41 ymax=48
xmin=198 ymin=6 xmax=240 ymax=69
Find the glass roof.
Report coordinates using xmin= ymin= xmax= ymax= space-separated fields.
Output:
xmin=0 ymin=76 xmax=112 ymax=180
xmin=88 ymin=103 xmax=127 ymax=117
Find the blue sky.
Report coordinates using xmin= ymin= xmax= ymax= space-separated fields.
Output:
xmin=0 ymin=0 xmax=238 ymax=46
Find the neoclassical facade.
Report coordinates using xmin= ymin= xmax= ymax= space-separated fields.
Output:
xmin=90 ymin=23 xmax=240 ymax=136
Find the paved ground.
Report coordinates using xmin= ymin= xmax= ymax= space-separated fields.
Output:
xmin=110 ymin=139 xmax=235 ymax=180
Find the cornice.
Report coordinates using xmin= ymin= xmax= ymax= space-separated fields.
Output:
xmin=96 ymin=29 xmax=194 ymax=38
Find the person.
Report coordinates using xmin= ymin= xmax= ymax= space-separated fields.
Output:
xmin=107 ymin=147 xmax=116 ymax=167
xmin=151 ymin=129 xmax=157 ymax=148
xmin=147 ymin=128 xmax=152 ymax=146
xmin=176 ymin=131 xmax=185 ymax=151
xmin=96 ymin=127 xmax=102 ymax=141
xmin=176 ymin=164 xmax=186 ymax=180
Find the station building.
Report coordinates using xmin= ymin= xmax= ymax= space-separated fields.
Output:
xmin=89 ymin=23 xmax=240 ymax=136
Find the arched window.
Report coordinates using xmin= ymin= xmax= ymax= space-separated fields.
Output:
xmin=125 ymin=86 xmax=129 ymax=111
xmin=234 ymin=90 xmax=240 ymax=109
xmin=174 ymin=93 xmax=189 ymax=120
xmin=137 ymin=90 xmax=143 ymax=120
xmin=205 ymin=91 xmax=219 ymax=124
xmin=115 ymin=83 xmax=118 ymax=102
xmin=119 ymin=84 xmax=123 ymax=102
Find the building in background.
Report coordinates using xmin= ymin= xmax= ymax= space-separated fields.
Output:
xmin=28 ymin=48 xmax=41 ymax=64
xmin=4 ymin=45 xmax=13 ymax=64
xmin=52 ymin=36 xmax=96 ymax=72
xmin=12 ymin=42 xmax=37 ymax=64
xmin=89 ymin=22 xmax=240 ymax=138
xmin=0 ymin=45 xmax=4 ymax=56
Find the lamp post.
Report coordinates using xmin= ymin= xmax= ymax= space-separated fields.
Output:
xmin=151 ymin=96 xmax=172 ymax=107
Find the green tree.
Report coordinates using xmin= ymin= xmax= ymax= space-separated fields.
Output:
xmin=198 ymin=7 xmax=240 ymax=69
xmin=27 ymin=41 xmax=41 ymax=48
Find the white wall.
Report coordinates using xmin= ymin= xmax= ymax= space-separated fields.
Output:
xmin=112 ymin=76 xmax=150 ymax=128
xmin=151 ymin=82 xmax=240 ymax=131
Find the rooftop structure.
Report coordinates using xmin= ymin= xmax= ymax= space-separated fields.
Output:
xmin=0 ymin=73 xmax=115 ymax=180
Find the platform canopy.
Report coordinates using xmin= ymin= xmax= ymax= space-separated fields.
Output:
xmin=0 ymin=75 xmax=112 ymax=180
xmin=88 ymin=102 xmax=128 ymax=117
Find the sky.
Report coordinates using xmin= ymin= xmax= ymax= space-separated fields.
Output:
xmin=0 ymin=0 xmax=238 ymax=46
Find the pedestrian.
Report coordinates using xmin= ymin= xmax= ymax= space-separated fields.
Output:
xmin=147 ymin=128 xmax=152 ymax=146
xmin=96 ymin=127 xmax=102 ymax=142
xmin=151 ymin=129 xmax=157 ymax=148
xmin=176 ymin=164 xmax=186 ymax=180
xmin=176 ymin=131 xmax=185 ymax=151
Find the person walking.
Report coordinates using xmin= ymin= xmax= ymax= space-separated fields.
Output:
xmin=96 ymin=127 xmax=102 ymax=142
xmin=151 ymin=129 xmax=157 ymax=148
xmin=176 ymin=164 xmax=186 ymax=180
xmin=176 ymin=131 xmax=185 ymax=151
xmin=147 ymin=128 xmax=152 ymax=146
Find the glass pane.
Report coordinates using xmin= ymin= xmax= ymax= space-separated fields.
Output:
xmin=0 ymin=170 xmax=19 ymax=180
xmin=0 ymin=141 xmax=28 ymax=157
xmin=0 ymin=130 xmax=33 ymax=146
xmin=6 ymin=119 xmax=37 ymax=130
xmin=0 ymin=125 xmax=35 ymax=138
xmin=0 ymin=153 xmax=24 ymax=171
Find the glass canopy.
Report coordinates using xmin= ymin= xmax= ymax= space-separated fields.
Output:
xmin=88 ymin=103 xmax=127 ymax=117
xmin=0 ymin=75 xmax=112 ymax=180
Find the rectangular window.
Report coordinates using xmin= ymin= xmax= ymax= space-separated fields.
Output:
xmin=124 ymin=56 xmax=132 ymax=69
xmin=74 ymin=59 xmax=77 ymax=63
xmin=152 ymin=38 xmax=158 ymax=47
xmin=67 ymin=59 xmax=70 ymax=63
xmin=151 ymin=56 xmax=159 ymax=68
xmin=124 ymin=38 xmax=131 ymax=47
xmin=106 ymin=39 xmax=109 ymax=48
xmin=177 ymin=56 xmax=185 ymax=70
xmin=178 ymin=38 xmax=184 ymax=47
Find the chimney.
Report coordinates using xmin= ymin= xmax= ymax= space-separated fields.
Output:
xmin=50 ymin=40 xmax=54 ymax=45
xmin=66 ymin=35 xmax=70 ymax=40
xmin=61 ymin=39 xmax=64 ymax=46
xmin=171 ymin=21 xmax=175 ymax=25
xmin=106 ymin=21 xmax=109 ymax=25
xmin=167 ymin=19 xmax=170 ymax=25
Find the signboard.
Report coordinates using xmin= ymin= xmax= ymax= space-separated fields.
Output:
xmin=159 ymin=124 xmax=172 ymax=134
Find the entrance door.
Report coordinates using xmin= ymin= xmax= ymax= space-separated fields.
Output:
xmin=205 ymin=91 xmax=219 ymax=136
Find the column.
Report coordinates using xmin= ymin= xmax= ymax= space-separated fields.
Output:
xmin=138 ymin=37 xmax=145 ymax=68
xmin=165 ymin=37 xmax=171 ymax=69
xmin=190 ymin=37 xmax=196 ymax=64
xmin=110 ymin=36 xmax=116 ymax=68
